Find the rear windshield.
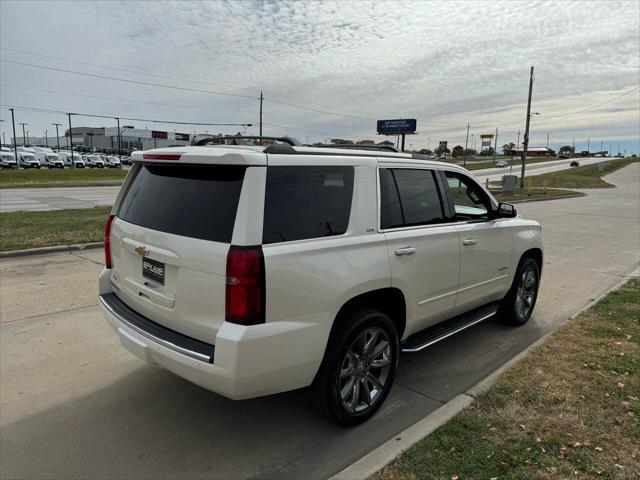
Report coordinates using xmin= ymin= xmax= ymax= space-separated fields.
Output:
xmin=118 ymin=163 xmax=246 ymax=243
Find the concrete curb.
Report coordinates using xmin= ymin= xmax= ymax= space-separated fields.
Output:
xmin=329 ymin=267 xmax=640 ymax=480
xmin=0 ymin=242 xmax=104 ymax=259
xmin=508 ymin=192 xmax=586 ymax=204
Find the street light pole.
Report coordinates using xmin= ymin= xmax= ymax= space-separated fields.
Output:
xmin=19 ymin=123 xmax=28 ymax=146
xmin=67 ymin=113 xmax=74 ymax=163
xmin=520 ymin=66 xmax=535 ymax=189
xmin=45 ymin=130 xmax=48 ymax=147
xmin=10 ymin=108 xmax=18 ymax=161
xmin=52 ymin=123 xmax=62 ymax=151
xmin=463 ymin=124 xmax=469 ymax=167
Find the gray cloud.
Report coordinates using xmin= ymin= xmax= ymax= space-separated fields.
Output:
xmin=0 ymin=0 xmax=638 ymax=151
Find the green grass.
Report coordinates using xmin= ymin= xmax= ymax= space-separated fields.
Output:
xmin=0 ymin=168 xmax=127 ymax=188
xmin=526 ymin=157 xmax=640 ymax=189
xmin=376 ymin=280 xmax=640 ymax=480
xmin=0 ymin=207 xmax=111 ymax=251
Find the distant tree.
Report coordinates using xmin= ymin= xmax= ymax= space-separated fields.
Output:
xmin=559 ymin=145 xmax=575 ymax=155
xmin=434 ymin=145 xmax=451 ymax=155
xmin=463 ymin=148 xmax=477 ymax=156
xmin=418 ymin=148 xmax=433 ymax=155
xmin=479 ymin=147 xmax=495 ymax=156
xmin=452 ymin=145 xmax=464 ymax=157
xmin=547 ymin=148 xmax=556 ymax=156
xmin=502 ymin=142 xmax=516 ymax=155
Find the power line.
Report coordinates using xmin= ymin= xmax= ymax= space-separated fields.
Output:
xmin=0 ymin=46 xmax=379 ymax=118
xmin=0 ymin=83 xmax=304 ymax=123
xmin=0 ymin=104 xmax=252 ymax=126
xmin=542 ymin=86 xmax=640 ymax=119
xmin=1 ymin=59 xmax=256 ymax=100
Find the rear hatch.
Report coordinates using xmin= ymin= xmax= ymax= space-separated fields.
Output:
xmin=109 ymin=162 xmax=246 ymax=344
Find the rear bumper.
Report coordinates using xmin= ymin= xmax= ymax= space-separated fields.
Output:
xmin=98 ymin=274 xmax=328 ymax=400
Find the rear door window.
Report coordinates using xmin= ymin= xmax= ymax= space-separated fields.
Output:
xmin=379 ymin=168 xmax=445 ymax=228
xmin=263 ymin=166 xmax=354 ymax=244
xmin=118 ymin=163 xmax=246 ymax=243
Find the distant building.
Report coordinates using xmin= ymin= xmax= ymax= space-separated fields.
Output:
xmin=331 ymin=138 xmax=354 ymax=145
xmin=506 ymin=147 xmax=553 ymax=157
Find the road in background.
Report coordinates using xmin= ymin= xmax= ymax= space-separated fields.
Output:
xmin=1 ymin=164 xmax=638 ymax=480
xmin=0 ymin=157 xmax=620 ymax=213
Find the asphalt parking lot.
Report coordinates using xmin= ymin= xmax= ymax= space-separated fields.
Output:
xmin=1 ymin=163 xmax=638 ymax=479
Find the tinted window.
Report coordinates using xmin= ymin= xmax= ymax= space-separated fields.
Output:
xmin=380 ymin=169 xmax=444 ymax=227
xmin=118 ymin=163 xmax=245 ymax=243
xmin=444 ymin=171 xmax=490 ymax=219
xmin=263 ymin=166 xmax=354 ymax=244
xmin=379 ymin=168 xmax=404 ymax=229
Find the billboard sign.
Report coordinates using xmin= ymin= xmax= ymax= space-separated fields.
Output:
xmin=481 ymin=134 xmax=493 ymax=147
xmin=376 ymin=119 xmax=417 ymax=135
xmin=439 ymin=141 xmax=448 ymax=149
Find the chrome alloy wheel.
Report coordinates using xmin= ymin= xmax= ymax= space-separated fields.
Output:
xmin=515 ymin=265 xmax=538 ymax=319
xmin=338 ymin=327 xmax=393 ymax=414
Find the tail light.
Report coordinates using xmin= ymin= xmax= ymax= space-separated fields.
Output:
xmin=225 ymin=246 xmax=265 ymax=326
xmin=105 ymin=215 xmax=115 ymax=269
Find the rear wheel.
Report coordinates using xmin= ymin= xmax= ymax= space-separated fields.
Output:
xmin=498 ymin=256 xmax=540 ymax=326
xmin=309 ymin=309 xmax=399 ymax=426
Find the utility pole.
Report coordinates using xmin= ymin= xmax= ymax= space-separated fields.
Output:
xmin=600 ymin=140 xmax=603 ymax=153
xmin=116 ymin=117 xmax=121 ymax=161
xmin=259 ymin=91 xmax=263 ymax=144
xmin=464 ymin=123 xmax=470 ymax=166
xmin=493 ymin=127 xmax=498 ymax=164
xmin=546 ymin=132 xmax=549 ymax=149
xmin=67 ymin=113 xmax=74 ymax=163
xmin=19 ymin=123 xmax=28 ymax=146
xmin=572 ymin=137 xmax=575 ymax=156
xmin=52 ymin=123 xmax=62 ymax=151
xmin=587 ymin=138 xmax=590 ymax=154
xmin=609 ymin=142 xmax=612 ymax=157
xmin=520 ymin=66 xmax=535 ymax=189
xmin=45 ymin=130 xmax=48 ymax=147
xmin=10 ymin=108 xmax=17 ymax=161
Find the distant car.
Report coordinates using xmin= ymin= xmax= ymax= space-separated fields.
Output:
xmin=570 ymin=160 xmax=580 ymax=167
xmin=0 ymin=148 xmax=18 ymax=169
xmin=496 ymin=161 xmax=508 ymax=168
xmin=104 ymin=156 xmax=122 ymax=168
xmin=33 ymin=147 xmax=64 ymax=168
xmin=120 ymin=156 xmax=132 ymax=165
xmin=559 ymin=153 xmax=570 ymax=159
xmin=86 ymin=154 xmax=106 ymax=168
xmin=16 ymin=147 xmax=41 ymax=169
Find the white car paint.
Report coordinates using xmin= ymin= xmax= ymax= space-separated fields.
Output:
xmin=98 ymin=145 xmax=543 ymax=401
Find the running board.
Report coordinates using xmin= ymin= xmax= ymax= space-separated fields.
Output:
xmin=401 ymin=304 xmax=499 ymax=353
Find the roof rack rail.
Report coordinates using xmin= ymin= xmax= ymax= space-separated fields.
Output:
xmin=195 ymin=136 xmax=301 ymax=146
xmin=314 ymin=144 xmax=400 ymax=153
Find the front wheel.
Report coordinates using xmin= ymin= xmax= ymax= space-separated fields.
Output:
xmin=498 ymin=257 xmax=540 ymax=326
xmin=309 ymin=309 xmax=399 ymax=426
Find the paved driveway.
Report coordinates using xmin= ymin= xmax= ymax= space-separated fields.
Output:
xmin=1 ymin=163 xmax=638 ymax=479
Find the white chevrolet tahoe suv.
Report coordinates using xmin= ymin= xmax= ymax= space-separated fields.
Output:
xmin=99 ymin=142 xmax=542 ymax=425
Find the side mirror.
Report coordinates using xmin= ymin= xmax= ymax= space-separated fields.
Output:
xmin=497 ymin=202 xmax=517 ymax=218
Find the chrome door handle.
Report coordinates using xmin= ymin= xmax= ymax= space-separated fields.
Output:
xmin=394 ymin=247 xmax=416 ymax=256
xmin=462 ymin=238 xmax=478 ymax=246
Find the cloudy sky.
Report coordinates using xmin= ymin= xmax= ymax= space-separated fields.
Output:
xmin=1 ymin=0 xmax=639 ymax=153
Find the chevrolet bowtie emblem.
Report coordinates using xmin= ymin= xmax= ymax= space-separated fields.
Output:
xmin=134 ymin=246 xmax=149 ymax=256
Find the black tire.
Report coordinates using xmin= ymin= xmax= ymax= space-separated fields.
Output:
xmin=309 ymin=308 xmax=399 ymax=426
xmin=498 ymin=256 xmax=540 ymax=326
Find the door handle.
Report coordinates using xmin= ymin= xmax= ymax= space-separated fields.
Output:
xmin=462 ymin=238 xmax=478 ymax=246
xmin=394 ymin=247 xmax=416 ymax=256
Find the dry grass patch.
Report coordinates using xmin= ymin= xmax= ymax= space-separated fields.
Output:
xmin=376 ymin=280 xmax=640 ymax=480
